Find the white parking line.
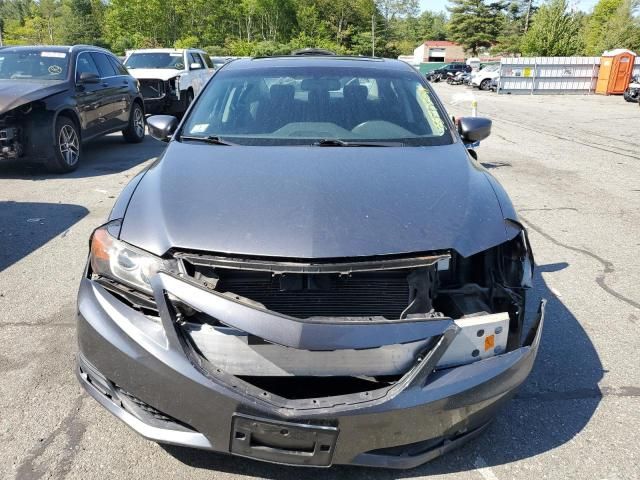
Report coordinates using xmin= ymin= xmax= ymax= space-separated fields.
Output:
xmin=474 ymin=456 xmax=500 ymax=480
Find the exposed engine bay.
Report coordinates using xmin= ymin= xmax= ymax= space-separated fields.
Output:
xmin=0 ymin=106 xmax=29 ymax=160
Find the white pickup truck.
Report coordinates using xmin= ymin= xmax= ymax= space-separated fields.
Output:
xmin=123 ymin=48 xmax=214 ymax=115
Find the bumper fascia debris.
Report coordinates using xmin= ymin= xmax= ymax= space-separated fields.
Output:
xmin=76 ymin=273 xmax=545 ymax=468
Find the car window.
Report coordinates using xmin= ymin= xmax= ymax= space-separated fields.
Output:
xmin=108 ymin=55 xmax=129 ymax=76
xmin=0 ymin=50 xmax=69 ymax=80
xmin=189 ymin=52 xmax=204 ymax=69
xmin=76 ymin=52 xmax=100 ymax=80
xmin=202 ymin=54 xmax=214 ymax=69
xmin=182 ymin=66 xmax=452 ymax=147
xmin=124 ymin=52 xmax=185 ymax=70
xmin=91 ymin=52 xmax=118 ymax=78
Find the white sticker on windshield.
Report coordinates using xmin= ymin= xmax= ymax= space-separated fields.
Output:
xmin=191 ymin=124 xmax=209 ymax=133
xmin=41 ymin=52 xmax=67 ymax=58
xmin=170 ymin=53 xmax=183 ymax=57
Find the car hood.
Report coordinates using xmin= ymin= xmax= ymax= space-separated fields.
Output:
xmin=126 ymin=68 xmax=183 ymax=81
xmin=119 ymin=142 xmax=513 ymax=259
xmin=0 ymin=79 xmax=67 ymax=113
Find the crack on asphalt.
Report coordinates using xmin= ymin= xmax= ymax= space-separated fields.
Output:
xmin=519 ymin=207 xmax=578 ymax=212
xmin=493 ymin=116 xmax=640 ymax=161
xmin=516 ymin=386 xmax=640 ymax=402
xmin=495 ymin=133 xmax=516 ymax=144
xmin=15 ymin=394 xmax=86 ymax=480
xmin=521 ymin=215 xmax=640 ymax=311
xmin=0 ymin=322 xmax=74 ymax=329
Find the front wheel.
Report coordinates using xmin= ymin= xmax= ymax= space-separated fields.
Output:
xmin=122 ymin=102 xmax=145 ymax=143
xmin=480 ymin=79 xmax=491 ymax=91
xmin=45 ymin=116 xmax=81 ymax=173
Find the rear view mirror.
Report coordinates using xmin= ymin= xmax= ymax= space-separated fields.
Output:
xmin=78 ymin=71 xmax=100 ymax=84
xmin=147 ymin=115 xmax=178 ymax=142
xmin=457 ymin=117 xmax=492 ymax=143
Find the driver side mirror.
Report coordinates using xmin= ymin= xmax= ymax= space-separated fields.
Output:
xmin=147 ymin=115 xmax=178 ymax=142
xmin=190 ymin=63 xmax=202 ymax=70
xmin=78 ymin=71 xmax=100 ymax=84
xmin=457 ymin=116 xmax=492 ymax=143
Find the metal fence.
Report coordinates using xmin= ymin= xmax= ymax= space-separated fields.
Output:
xmin=498 ymin=56 xmax=640 ymax=95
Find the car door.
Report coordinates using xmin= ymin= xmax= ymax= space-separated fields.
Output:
xmin=74 ymin=52 xmax=106 ymax=138
xmin=199 ymin=53 xmax=214 ymax=86
xmin=107 ymin=54 xmax=135 ymax=126
xmin=90 ymin=52 xmax=121 ymax=132
xmin=188 ymin=52 xmax=205 ymax=94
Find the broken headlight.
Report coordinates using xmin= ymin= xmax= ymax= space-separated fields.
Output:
xmin=89 ymin=222 xmax=175 ymax=295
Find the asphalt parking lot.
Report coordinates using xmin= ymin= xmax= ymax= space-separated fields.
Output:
xmin=1 ymin=83 xmax=639 ymax=480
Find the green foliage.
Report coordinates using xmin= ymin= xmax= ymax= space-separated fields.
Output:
xmin=0 ymin=0 xmax=637 ymax=58
xmin=492 ymin=0 xmax=537 ymax=54
xmin=447 ymin=0 xmax=506 ymax=55
xmin=520 ymin=0 xmax=583 ymax=55
xmin=584 ymin=0 xmax=640 ymax=55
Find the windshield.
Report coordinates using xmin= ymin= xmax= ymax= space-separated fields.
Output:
xmin=0 ymin=51 xmax=69 ymax=80
xmin=481 ymin=64 xmax=499 ymax=72
xmin=182 ymin=65 xmax=452 ymax=146
xmin=125 ymin=52 xmax=185 ymax=70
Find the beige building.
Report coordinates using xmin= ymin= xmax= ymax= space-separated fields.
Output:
xmin=413 ymin=41 xmax=466 ymax=64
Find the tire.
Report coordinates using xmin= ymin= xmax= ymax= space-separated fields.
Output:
xmin=480 ymin=79 xmax=491 ymax=91
xmin=122 ymin=102 xmax=145 ymax=143
xmin=623 ymin=89 xmax=639 ymax=103
xmin=45 ymin=116 xmax=81 ymax=173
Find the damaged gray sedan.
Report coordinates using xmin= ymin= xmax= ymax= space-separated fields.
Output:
xmin=76 ymin=56 xmax=544 ymax=469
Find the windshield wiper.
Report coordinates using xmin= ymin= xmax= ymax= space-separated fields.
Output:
xmin=180 ymin=135 xmax=237 ymax=146
xmin=312 ymin=139 xmax=403 ymax=147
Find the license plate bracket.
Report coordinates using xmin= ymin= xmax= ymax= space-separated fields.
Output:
xmin=230 ymin=414 xmax=338 ymax=467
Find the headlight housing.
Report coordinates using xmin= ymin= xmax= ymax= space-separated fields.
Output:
xmin=89 ymin=222 xmax=175 ymax=295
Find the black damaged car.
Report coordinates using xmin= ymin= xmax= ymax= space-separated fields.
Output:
xmin=0 ymin=45 xmax=145 ymax=173
xmin=76 ymin=56 xmax=545 ymax=469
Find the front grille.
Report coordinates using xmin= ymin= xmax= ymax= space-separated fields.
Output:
xmin=215 ymin=270 xmax=411 ymax=319
xmin=139 ymin=79 xmax=166 ymax=99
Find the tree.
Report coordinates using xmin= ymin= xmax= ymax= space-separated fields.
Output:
xmin=584 ymin=0 xmax=640 ymax=55
xmin=493 ymin=0 xmax=538 ymax=54
xmin=59 ymin=0 xmax=106 ymax=46
xmin=520 ymin=0 xmax=582 ymax=56
xmin=447 ymin=0 xmax=506 ymax=56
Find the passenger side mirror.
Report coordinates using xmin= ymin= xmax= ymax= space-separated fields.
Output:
xmin=190 ymin=63 xmax=202 ymax=70
xmin=457 ymin=117 xmax=492 ymax=143
xmin=147 ymin=115 xmax=178 ymax=142
xmin=78 ymin=72 xmax=100 ymax=84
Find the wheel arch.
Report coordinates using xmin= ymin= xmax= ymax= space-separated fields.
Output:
xmin=132 ymin=96 xmax=145 ymax=114
xmin=53 ymin=108 xmax=82 ymax=143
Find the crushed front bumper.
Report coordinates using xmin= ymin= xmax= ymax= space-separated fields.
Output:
xmin=138 ymin=79 xmax=184 ymax=115
xmin=0 ymin=126 xmax=23 ymax=160
xmin=76 ymin=275 xmax=544 ymax=469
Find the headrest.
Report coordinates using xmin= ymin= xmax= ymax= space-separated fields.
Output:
xmin=269 ymin=84 xmax=295 ymax=102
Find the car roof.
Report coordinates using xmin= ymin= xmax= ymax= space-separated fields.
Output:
xmin=128 ymin=48 xmax=205 ymax=54
xmin=224 ymin=56 xmax=416 ymax=72
xmin=0 ymin=45 xmax=113 ymax=55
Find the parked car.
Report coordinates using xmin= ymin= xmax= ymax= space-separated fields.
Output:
xmin=471 ymin=63 xmax=500 ymax=90
xmin=76 ymin=55 xmax=543 ymax=469
xmin=123 ymin=48 xmax=214 ymax=115
xmin=427 ymin=62 xmax=471 ymax=82
xmin=210 ymin=56 xmax=232 ymax=69
xmin=623 ymin=75 xmax=639 ymax=102
xmin=0 ymin=45 xmax=145 ymax=172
